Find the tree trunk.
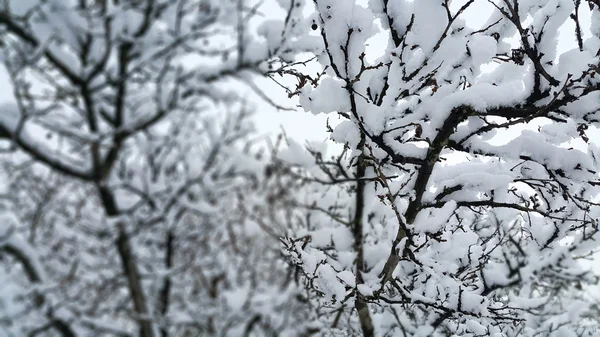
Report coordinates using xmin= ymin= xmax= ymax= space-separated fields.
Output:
xmin=99 ymin=186 xmax=154 ymax=337
xmin=116 ymin=225 xmax=155 ymax=337
xmin=353 ymin=134 xmax=374 ymax=337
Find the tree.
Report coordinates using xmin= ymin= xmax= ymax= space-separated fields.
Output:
xmin=0 ymin=0 xmax=318 ymax=336
xmin=279 ymin=0 xmax=600 ymax=336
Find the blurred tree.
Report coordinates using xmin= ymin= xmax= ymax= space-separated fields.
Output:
xmin=0 ymin=0 xmax=319 ymax=336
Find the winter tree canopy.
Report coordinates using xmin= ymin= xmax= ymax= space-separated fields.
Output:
xmin=1 ymin=1 xmax=600 ymax=337
xmin=275 ymin=0 xmax=600 ymax=337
